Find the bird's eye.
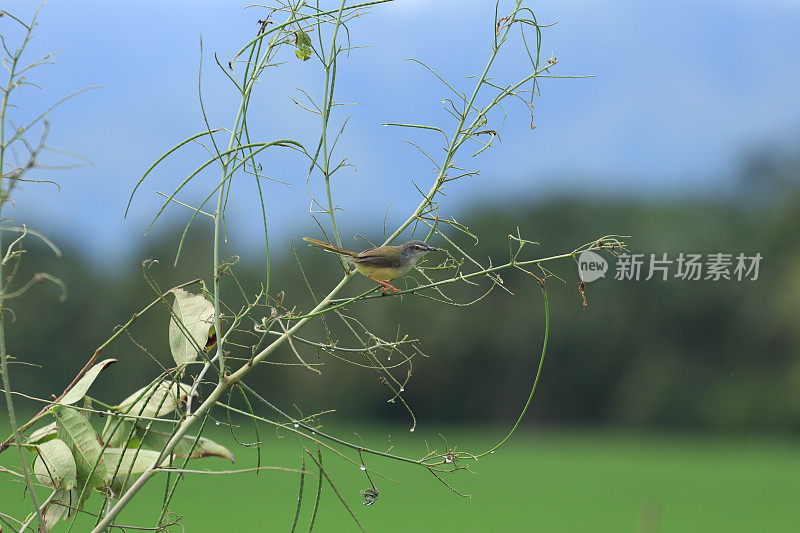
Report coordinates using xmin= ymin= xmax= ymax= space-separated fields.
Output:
xmin=414 ymin=245 xmax=421 ymax=250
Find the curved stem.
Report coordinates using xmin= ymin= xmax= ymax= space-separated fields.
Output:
xmin=477 ymin=286 xmax=549 ymax=458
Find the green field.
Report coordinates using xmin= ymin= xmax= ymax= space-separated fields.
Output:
xmin=2 ymin=421 xmax=798 ymax=532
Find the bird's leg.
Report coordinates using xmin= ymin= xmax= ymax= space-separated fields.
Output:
xmin=368 ymin=275 xmax=402 ymax=293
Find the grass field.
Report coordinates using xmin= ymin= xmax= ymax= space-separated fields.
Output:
xmin=1 ymin=420 xmax=798 ymax=532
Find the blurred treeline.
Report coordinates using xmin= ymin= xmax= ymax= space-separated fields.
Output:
xmin=7 ymin=150 xmax=800 ymax=433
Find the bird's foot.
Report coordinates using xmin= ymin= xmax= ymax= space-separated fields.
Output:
xmin=382 ymin=282 xmax=402 ymax=294
xmin=370 ymin=276 xmax=402 ymax=294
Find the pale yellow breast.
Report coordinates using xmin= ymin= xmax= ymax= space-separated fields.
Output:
xmin=355 ymin=263 xmax=409 ymax=281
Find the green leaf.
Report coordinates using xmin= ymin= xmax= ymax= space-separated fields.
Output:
xmin=294 ymin=31 xmax=312 ymax=61
xmin=114 ymin=380 xmax=195 ymax=419
xmin=60 ymin=358 xmax=117 ymax=406
xmin=53 ymin=405 xmax=107 ymax=489
xmin=169 ymin=288 xmax=215 ymax=366
xmin=100 ymin=417 xmax=134 ymax=448
xmin=33 ymin=439 xmax=77 ymax=490
xmin=102 ymin=448 xmax=169 ymax=494
xmin=43 ymin=488 xmax=79 ymax=527
xmin=26 ymin=422 xmax=58 ymax=445
xmin=136 ymin=425 xmax=235 ymax=462
xmin=297 ymin=31 xmax=312 ymax=48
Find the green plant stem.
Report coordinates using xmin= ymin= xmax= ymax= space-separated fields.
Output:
xmin=91 ymin=273 xmax=354 ymax=532
xmin=307 ymin=447 xmax=323 ymax=532
xmin=477 ymin=286 xmax=549 ymax=457
xmin=0 ymin=15 xmax=47 ymax=528
xmin=19 ymin=489 xmax=58 ymax=533
xmin=304 ymin=447 xmax=364 ymax=532
xmin=289 ymin=456 xmax=306 ymax=533
xmin=383 ymin=0 xmax=543 ymax=248
xmin=235 ymin=0 xmax=393 ymax=57
xmin=381 ymin=16 xmax=508 ymax=247
xmin=207 ymin=0 xmax=309 ymax=393
xmin=319 ymin=0 xmax=348 ymax=249
xmin=0 ymin=249 xmax=46 ymax=530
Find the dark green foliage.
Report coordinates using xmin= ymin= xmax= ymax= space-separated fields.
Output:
xmin=8 ymin=185 xmax=800 ymax=431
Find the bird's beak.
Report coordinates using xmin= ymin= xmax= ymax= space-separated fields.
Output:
xmin=427 ymin=246 xmax=440 ymax=252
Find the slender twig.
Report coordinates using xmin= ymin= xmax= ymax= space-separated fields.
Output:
xmin=18 ymin=489 xmax=58 ymax=533
xmin=303 ymin=447 xmax=364 ymax=532
xmin=307 ymin=446 xmax=324 ymax=532
xmin=155 ymin=466 xmax=307 ymax=475
xmin=289 ymin=456 xmax=306 ymax=532
xmin=478 ymin=285 xmax=549 ymax=457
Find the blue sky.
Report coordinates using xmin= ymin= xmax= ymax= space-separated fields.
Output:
xmin=3 ymin=0 xmax=800 ymax=261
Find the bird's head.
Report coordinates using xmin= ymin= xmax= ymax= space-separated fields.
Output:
xmin=400 ymin=240 xmax=439 ymax=264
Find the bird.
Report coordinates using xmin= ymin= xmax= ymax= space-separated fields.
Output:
xmin=303 ymin=237 xmax=440 ymax=293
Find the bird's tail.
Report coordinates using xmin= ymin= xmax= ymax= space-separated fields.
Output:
xmin=302 ymin=237 xmax=359 ymax=259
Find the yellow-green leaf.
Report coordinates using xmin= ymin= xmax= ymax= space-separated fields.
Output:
xmin=43 ymin=488 xmax=79 ymax=527
xmin=114 ymin=380 xmax=195 ymax=419
xmin=26 ymin=422 xmax=58 ymax=445
xmin=169 ymin=288 xmax=215 ymax=366
xmin=136 ymin=425 xmax=235 ymax=462
xmin=100 ymin=416 xmax=134 ymax=448
xmin=102 ymin=448 xmax=169 ymax=494
xmin=60 ymin=358 xmax=117 ymax=406
xmin=53 ymin=405 xmax=107 ymax=489
xmin=33 ymin=439 xmax=77 ymax=490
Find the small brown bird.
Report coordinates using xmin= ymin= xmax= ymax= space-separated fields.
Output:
xmin=303 ymin=237 xmax=439 ymax=293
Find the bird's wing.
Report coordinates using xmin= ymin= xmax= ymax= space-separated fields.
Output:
xmin=355 ymin=247 xmax=404 ymax=268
